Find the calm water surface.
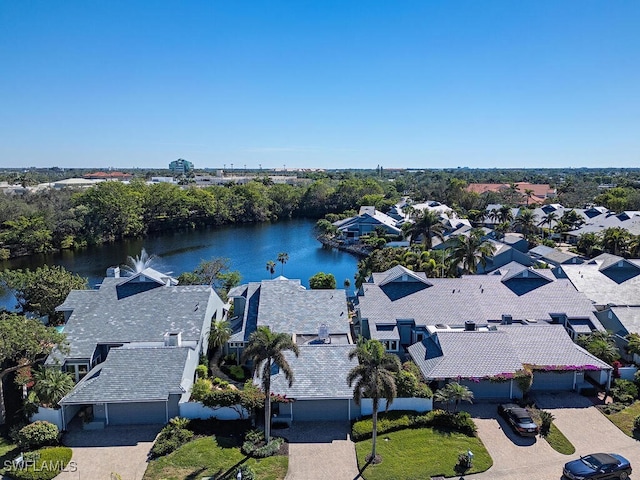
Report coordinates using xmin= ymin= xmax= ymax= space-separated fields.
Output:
xmin=0 ymin=219 xmax=359 ymax=310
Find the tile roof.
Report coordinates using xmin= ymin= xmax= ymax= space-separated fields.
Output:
xmin=267 ymin=344 xmax=358 ymax=399
xmin=408 ymin=325 xmax=610 ymax=380
xmin=562 ymin=259 xmax=640 ymax=306
xmin=359 ymin=265 xmax=599 ymax=340
xmin=53 ymin=270 xmax=217 ymax=360
xmin=609 ymin=307 xmax=640 ymax=335
xmin=229 ymin=278 xmax=350 ymax=341
xmin=60 ymin=347 xmax=191 ymax=404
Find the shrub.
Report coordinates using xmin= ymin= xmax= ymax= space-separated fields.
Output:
xmin=242 ymin=437 xmax=283 ymax=458
xmin=235 ymin=465 xmax=255 ymax=480
xmin=195 ymin=364 xmax=209 ymax=379
xmin=244 ymin=429 xmax=264 ymax=444
xmin=229 ymin=365 xmax=245 ymax=381
xmin=611 ymin=379 xmax=638 ymax=404
xmin=190 ymin=378 xmax=212 ymax=402
xmin=597 ymin=402 xmax=628 ymax=415
xmin=6 ymin=446 xmax=72 ymax=480
xmin=634 ymin=415 xmax=640 ymax=432
xmin=15 ymin=422 xmax=59 ymax=451
xmin=538 ymin=410 xmax=554 ymax=437
xmin=149 ymin=425 xmax=194 ymax=458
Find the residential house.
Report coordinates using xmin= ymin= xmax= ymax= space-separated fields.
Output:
xmin=51 ymin=267 xmax=224 ymax=428
xmin=468 ymin=182 xmax=556 ymax=204
xmin=333 ymin=206 xmax=402 ymax=243
xmin=227 ymin=277 xmax=357 ymax=421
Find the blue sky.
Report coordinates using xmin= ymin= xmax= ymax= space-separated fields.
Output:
xmin=0 ymin=1 xmax=638 ymax=170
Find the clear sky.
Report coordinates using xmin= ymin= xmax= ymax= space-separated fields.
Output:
xmin=1 ymin=1 xmax=638 ymax=170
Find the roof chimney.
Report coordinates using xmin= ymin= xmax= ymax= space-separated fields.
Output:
xmin=106 ymin=266 xmax=120 ymax=278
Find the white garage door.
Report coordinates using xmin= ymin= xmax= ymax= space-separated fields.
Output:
xmin=108 ymin=402 xmax=167 ymax=425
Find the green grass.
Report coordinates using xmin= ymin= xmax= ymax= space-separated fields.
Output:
xmin=143 ymin=435 xmax=288 ymax=480
xmin=544 ymin=423 xmax=575 ymax=455
xmin=0 ymin=437 xmax=19 ymax=475
xmin=355 ymin=427 xmax=492 ymax=480
xmin=605 ymin=400 xmax=640 ymax=438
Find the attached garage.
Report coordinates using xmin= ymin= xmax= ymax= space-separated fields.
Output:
xmin=461 ymin=379 xmax=513 ymax=400
xmin=291 ymin=399 xmax=356 ymax=421
xmin=531 ymin=371 xmax=575 ymax=392
xmin=108 ymin=402 xmax=167 ymax=425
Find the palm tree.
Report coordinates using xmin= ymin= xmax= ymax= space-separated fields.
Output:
xmin=488 ymin=207 xmax=499 ymax=225
xmin=434 ymin=381 xmax=474 ymax=412
xmin=626 ymin=333 xmax=640 ymax=357
xmin=209 ymin=319 xmax=232 ymax=353
xmin=524 ymin=188 xmax=535 ymax=206
xmin=448 ymin=228 xmax=496 ymax=275
xmin=576 ymin=232 xmax=600 ymax=258
xmin=242 ymin=326 xmax=299 ymax=441
xmin=601 ymin=227 xmax=630 ymax=256
xmin=404 ymin=210 xmax=445 ymax=249
xmin=266 ymin=260 xmax=276 ymax=279
xmin=32 ymin=368 xmax=75 ymax=407
xmin=498 ymin=205 xmax=514 ymax=224
xmin=347 ymin=338 xmax=400 ymax=463
xmin=277 ymin=252 xmax=289 ymax=276
xmin=513 ymin=209 xmax=538 ymax=240
xmin=539 ymin=212 xmax=558 ymax=239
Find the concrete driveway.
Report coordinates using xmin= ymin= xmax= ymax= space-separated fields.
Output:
xmin=461 ymin=393 xmax=640 ymax=480
xmin=55 ymin=425 xmax=161 ymax=480
xmin=281 ymin=422 xmax=359 ymax=480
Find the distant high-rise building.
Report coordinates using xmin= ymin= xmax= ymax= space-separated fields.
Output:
xmin=169 ymin=158 xmax=194 ymax=174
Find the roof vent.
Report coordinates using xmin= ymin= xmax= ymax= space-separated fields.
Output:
xmin=501 ymin=314 xmax=513 ymax=325
xmin=464 ymin=320 xmax=476 ymax=331
xmin=318 ymin=324 xmax=329 ymax=343
xmin=106 ymin=266 xmax=120 ymax=278
xmin=164 ymin=332 xmax=182 ymax=347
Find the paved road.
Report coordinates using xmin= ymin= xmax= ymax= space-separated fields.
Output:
xmin=55 ymin=425 xmax=161 ymax=480
xmin=461 ymin=393 xmax=640 ymax=480
xmin=281 ymin=422 xmax=360 ymax=480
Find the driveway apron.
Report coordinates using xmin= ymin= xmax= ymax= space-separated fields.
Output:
xmin=55 ymin=425 xmax=161 ymax=480
xmin=282 ymin=422 xmax=359 ymax=480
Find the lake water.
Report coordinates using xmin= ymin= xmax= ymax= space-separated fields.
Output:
xmin=0 ymin=219 xmax=360 ymax=310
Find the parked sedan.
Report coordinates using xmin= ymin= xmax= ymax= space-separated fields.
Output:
xmin=497 ymin=403 xmax=539 ymax=437
xmin=563 ymin=453 xmax=632 ymax=480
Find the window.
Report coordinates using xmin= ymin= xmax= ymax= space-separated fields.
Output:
xmin=383 ymin=340 xmax=398 ymax=351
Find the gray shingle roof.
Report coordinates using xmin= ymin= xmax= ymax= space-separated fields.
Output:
xmin=609 ymin=307 xmax=640 ymax=335
xmin=267 ymin=344 xmax=358 ymax=399
xmin=359 ymin=266 xmax=599 ymax=340
xmin=408 ymin=325 xmax=610 ymax=380
xmin=563 ymin=258 xmax=640 ymax=306
xmin=54 ymin=271 xmax=217 ymax=360
xmin=60 ymin=347 xmax=191 ymax=404
xmin=230 ymin=278 xmax=350 ymax=341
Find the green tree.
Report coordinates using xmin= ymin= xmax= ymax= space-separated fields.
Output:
xmin=601 ymin=227 xmax=630 ymax=256
xmin=434 ymin=381 xmax=474 ymax=412
xmin=242 ymin=327 xmax=299 ymax=442
xmin=347 ymin=338 xmax=400 ymax=463
xmin=403 ymin=210 xmax=445 ymax=249
xmin=277 ymin=252 xmax=289 ymax=276
xmin=513 ymin=209 xmax=538 ymax=240
xmin=265 ymin=260 xmax=276 ymax=279
xmin=0 ymin=313 xmax=68 ymax=424
xmin=539 ymin=212 xmax=558 ymax=239
xmin=0 ymin=265 xmax=88 ymax=324
xmin=448 ymin=229 xmax=496 ymax=275
xmin=209 ymin=320 xmax=232 ymax=353
xmin=576 ymin=232 xmax=600 ymax=258
xmin=626 ymin=333 xmax=640 ymax=358
xmin=32 ymin=368 xmax=75 ymax=408
xmin=309 ymin=272 xmax=337 ymax=289
xmin=177 ymin=258 xmax=240 ymax=297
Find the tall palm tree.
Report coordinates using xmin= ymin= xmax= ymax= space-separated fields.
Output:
xmin=32 ymin=368 xmax=75 ymax=407
xmin=524 ymin=188 xmax=535 ymax=206
xmin=347 ymin=338 xmax=400 ymax=463
xmin=448 ymin=229 xmax=496 ymax=275
xmin=242 ymin=326 xmax=299 ymax=441
xmin=404 ymin=210 xmax=445 ymax=249
xmin=539 ymin=212 xmax=558 ymax=239
xmin=488 ymin=207 xmax=499 ymax=225
xmin=434 ymin=382 xmax=474 ymax=412
xmin=209 ymin=319 xmax=232 ymax=353
xmin=277 ymin=252 xmax=289 ymax=276
xmin=498 ymin=205 xmax=514 ymax=224
xmin=513 ymin=209 xmax=538 ymax=240
xmin=265 ymin=260 xmax=276 ymax=279
xmin=601 ymin=227 xmax=630 ymax=257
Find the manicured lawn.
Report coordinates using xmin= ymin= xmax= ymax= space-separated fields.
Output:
xmin=544 ymin=423 xmax=575 ymax=455
xmin=605 ymin=401 xmax=640 ymax=439
xmin=355 ymin=427 xmax=492 ymax=480
xmin=143 ymin=435 xmax=288 ymax=480
xmin=0 ymin=437 xmax=19 ymax=475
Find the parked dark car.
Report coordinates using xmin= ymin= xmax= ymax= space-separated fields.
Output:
xmin=497 ymin=403 xmax=539 ymax=437
xmin=563 ymin=453 xmax=632 ymax=480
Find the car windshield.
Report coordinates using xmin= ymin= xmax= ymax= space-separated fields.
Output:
xmin=582 ymin=455 xmax=603 ymax=470
xmin=517 ymin=415 xmax=533 ymax=423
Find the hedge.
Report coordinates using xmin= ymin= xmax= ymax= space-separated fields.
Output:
xmin=351 ymin=409 xmax=477 ymax=441
xmin=6 ymin=447 xmax=73 ymax=480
